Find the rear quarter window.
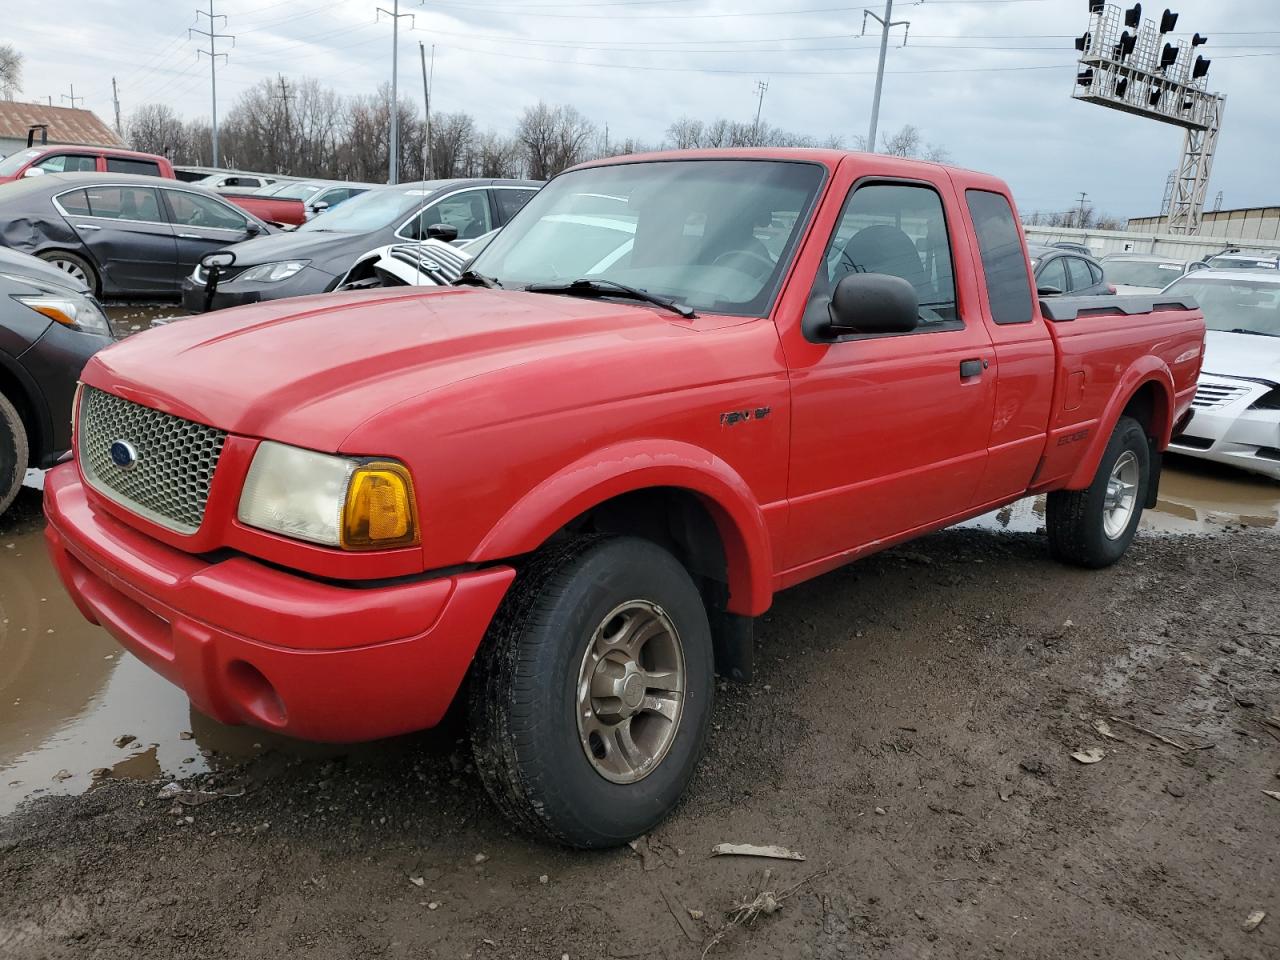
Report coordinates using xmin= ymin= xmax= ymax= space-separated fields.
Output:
xmin=966 ymin=189 xmax=1034 ymax=325
xmin=106 ymin=158 xmax=162 ymax=177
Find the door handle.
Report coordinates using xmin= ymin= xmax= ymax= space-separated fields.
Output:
xmin=177 ymin=233 xmax=200 ymax=239
xmin=959 ymin=358 xmax=988 ymax=379
xmin=74 ymin=224 xmax=101 ymax=231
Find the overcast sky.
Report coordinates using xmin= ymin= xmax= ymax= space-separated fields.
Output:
xmin=9 ymin=0 xmax=1278 ymax=217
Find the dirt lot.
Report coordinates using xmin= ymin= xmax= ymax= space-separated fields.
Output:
xmin=2 ymin=506 xmax=1278 ymax=959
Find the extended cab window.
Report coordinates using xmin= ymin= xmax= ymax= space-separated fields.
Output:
xmin=967 ymin=190 xmax=1033 ymax=324
xmin=818 ymin=182 xmax=959 ymax=330
xmin=106 ymin=157 xmax=161 ymax=176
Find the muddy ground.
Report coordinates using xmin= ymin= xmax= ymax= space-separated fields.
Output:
xmin=2 ymin=490 xmax=1279 ymax=958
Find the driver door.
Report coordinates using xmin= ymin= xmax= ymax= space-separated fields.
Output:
xmin=161 ymin=188 xmax=257 ymax=279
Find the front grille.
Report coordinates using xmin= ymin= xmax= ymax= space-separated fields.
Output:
xmin=1192 ymin=382 xmax=1250 ymax=409
xmin=78 ymin=387 xmax=227 ymax=534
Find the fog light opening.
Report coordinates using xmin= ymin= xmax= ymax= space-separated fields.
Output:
xmin=226 ymin=660 xmax=287 ymax=728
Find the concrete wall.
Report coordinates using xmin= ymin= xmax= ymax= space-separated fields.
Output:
xmin=1128 ymin=208 xmax=1280 ymax=243
xmin=1024 ymin=224 xmax=1278 ymax=261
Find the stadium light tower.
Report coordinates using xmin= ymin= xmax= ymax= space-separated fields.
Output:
xmin=1072 ymin=3 xmax=1225 ymax=234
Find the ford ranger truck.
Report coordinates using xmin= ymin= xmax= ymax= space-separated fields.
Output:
xmin=44 ymin=150 xmax=1205 ymax=848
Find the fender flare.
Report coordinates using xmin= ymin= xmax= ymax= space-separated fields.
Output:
xmin=1065 ymin=357 xmax=1174 ymax=490
xmin=470 ymin=439 xmax=775 ymax=616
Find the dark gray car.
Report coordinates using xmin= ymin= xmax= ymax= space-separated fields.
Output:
xmin=180 ymin=178 xmax=541 ymax=312
xmin=0 ymin=247 xmax=116 ymax=516
xmin=0 ymin=173 xmax=275 ymax=299
xmin=1028 ymin=244 xmax=1112 ymax=297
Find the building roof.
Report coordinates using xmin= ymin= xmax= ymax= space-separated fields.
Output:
xmin=0 ymin=102 xmax=123 ymax=149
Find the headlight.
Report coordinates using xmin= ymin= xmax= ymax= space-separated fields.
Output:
xmin=237 ymin=441 xmax=419 ymax=550
xmin=236 ymin=260 xmax=309 ymax=283
xmin=13 ymin=291 xmax=111 ymax=336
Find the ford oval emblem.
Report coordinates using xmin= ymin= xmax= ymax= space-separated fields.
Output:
xmin=109 ymin=440 xmax=139 ymax=470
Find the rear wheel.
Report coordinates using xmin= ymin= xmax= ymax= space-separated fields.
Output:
xmin=0 ymin=392 xmax=29 ymax=519
xmin=469 ymin=536 xmax=714 ymax=848
xmin=1047 ymin=415 xmax=1149 ymax=568
xmin=38 ymin=251 xmax=98 ymax=296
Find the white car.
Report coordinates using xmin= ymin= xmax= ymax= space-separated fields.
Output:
xmin=1161 ymin=270 xmax=1280 ymax=480
xmin=337 ymin=237 xmax=476 ymax=289
xmin=1204 ymin=252 xmax=1280 ymax=273
xmin=1101 ymin=254 xmax=1206 ymax=294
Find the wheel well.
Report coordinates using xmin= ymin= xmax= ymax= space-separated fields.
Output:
xmin=0 ymin=365 xmax=40 ymax=468
xmin=1121 ymin=381 xmax=1168 ymax=443
xmin=555 ymin=487 xmax=754 ymax=681
xmin=37 ymin=248 xmax=100 ymax=296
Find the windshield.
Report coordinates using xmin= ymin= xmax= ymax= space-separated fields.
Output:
xmin=297 ymin=186 xmax=427 ymax=233
xmin=1165 ymin=276 xmax=1280 ymax=337
xmin=1105 ymin=260 xmax=1186 ymax=288
xmin=273 ymin=181 xmax=326 ymax=200
xmin=470 ymin=159 xmax=825 ymax=317
xmin=0 ymin=150 xmax=39 ymax=177
xmin=1207 ymin=255 xmax=1279 ymax=271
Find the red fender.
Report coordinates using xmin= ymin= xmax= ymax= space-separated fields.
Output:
xmin=1065 ymin=358 xmax=1174 ymax=490
xmin=470 ymin=439 xmax=775 ymax=616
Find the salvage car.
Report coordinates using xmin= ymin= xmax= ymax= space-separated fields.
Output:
xmin=0 ymin=247 xmax=114 ymax=517
xmin=0 ymin=172 xmax=275 ymax=298
xmin=1028 ymin=244 xmax=1111 ymax=297
xmin=0 ymin=145 xmax=175 ymax=185
xmin=44 ymin=149 xmax=1204 ymax=848
xmin=1101 ymin=254 xmax=1205 ymax=294
xmin=180 ymin=178 xmax=540 ymax=311
xmin=1161 ymin=270 xmax=1280 ymax=479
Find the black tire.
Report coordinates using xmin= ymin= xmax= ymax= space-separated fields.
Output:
xmin=37 ymin=250 xmax=99 ymax=296
xmin=0 ymin=392 xmax=29 ymax=520
xmin=1047 ymin=415 xmax=1149 ymax=569
xmin=469 ymin=535 xmax=715 ymax=848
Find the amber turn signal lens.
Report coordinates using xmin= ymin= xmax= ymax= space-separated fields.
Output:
xmin=341 ymin=462 xmax=419 ymax=550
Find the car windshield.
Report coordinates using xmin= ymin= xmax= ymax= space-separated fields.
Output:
xmin=1105 ymin=260 xmax=1186 ymax=288
xmin=297 ymin=185 xmax=430 ymax=233
xmin=0 ymin=150 xmax=40 ymax=176
xmin=470 ymin=160 xmax=824 ymax=317
xmin=1165 ymin=276 xmax=1280 ymax=337
xmin=1207 ymin=256 xmax=1279 ymax=271
xmin=273 ymin=181 xmax=326 ymax=200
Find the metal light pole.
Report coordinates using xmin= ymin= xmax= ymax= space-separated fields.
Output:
xmin=862 ymin=0 xmax=910 ymax=153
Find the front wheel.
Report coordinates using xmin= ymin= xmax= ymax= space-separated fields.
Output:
xmin=469 ymin=536 xmax=714 ymax=848
xmin=0 ymin=392 xmax=29 ymax=519
xmin=37 ymin=250 xmax=99 ymax=297
xmin=1047 ymin=415 xmax=1149 ymax=568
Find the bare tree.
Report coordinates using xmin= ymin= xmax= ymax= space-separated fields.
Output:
xmin=474 ymin=130 xmax=523 ymax=178
xmin=0 ymin=43 xmax=22 ymax=100
xmin=852 ymin=124 xmax=950 ymax=162
xmin=127 ymin=104 xmax=188 ymax=158
xmin=517 ymin=102 xmax=559 ymax=181
xmin=430 ymin=111 xmax=476 ymax=179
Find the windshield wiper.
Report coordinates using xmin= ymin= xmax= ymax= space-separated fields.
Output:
xmin=453 ymin=269 xmax=502 ymax=289
xmin=1224 ymin=327 xmax=1279 ymax=337
xmin=524 ymin=278 xmax=696 ymax=319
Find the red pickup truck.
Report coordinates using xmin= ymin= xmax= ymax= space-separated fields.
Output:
xmin=44 ymin=149 xmax=1204 ymax=848
xmin=219 ymin=192 xmax=307 ymax=228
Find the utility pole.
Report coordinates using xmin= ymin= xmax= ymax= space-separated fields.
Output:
xmin=377 ymin=0 xmax=415 ymax=185
xmin=60 ymin=84 xmax=84 ymax=109
xmin=1077 ymin=192 xmax=1089 ymax=228
xmin=862 ymin=0 xmax=910 ymax=153
xmin=191 ymin=1 xmax=233 ymax=168
xmin=111 ymin=77 xmax=122 ymax=135
xmin=418 ymin=41 xmax=431 ymax=179
xmin=272 ymin=74 xmax=295 ymax=174
xmin=752 ymin=80 xmax=769 ymax=145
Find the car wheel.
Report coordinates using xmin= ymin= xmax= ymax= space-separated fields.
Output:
xmin=1046 ymin=415 xmax=1149 ymax=568
xmin=38 ymin=251 xmax=99 ymax=296
xmin=0 ymin=392 xmax=29 ymax=519
xmin=469 ymin=536 xmax=714 ymax=848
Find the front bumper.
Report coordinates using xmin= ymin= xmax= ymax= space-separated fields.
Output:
xmin=1167 ymin=375 xmax=1280 ymax=480
xmin=44 ymin=463 xmax=515 ymax=742
xmin=179 ymin=266 xmax=337 ymax=314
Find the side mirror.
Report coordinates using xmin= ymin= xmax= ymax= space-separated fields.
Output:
xmin=827 ymin=273 xmax=918 ymax=336
xmin=1036 ymin=284 xmax=1064 ymax=296
xmin=201 ymin=251 xmax=236 ymax=270
xmin=309 ymin=200 xmax=329 ymax=214
xmin=425 ymin=222 xmax=459 ymax=242
xmin=244 ymin=221 xmax=262 ymax=237
xmin=22 ymin=167 xmax=45 ymax=178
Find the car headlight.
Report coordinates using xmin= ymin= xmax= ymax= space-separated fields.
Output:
xmin=238 ymin=441 xmax=419 ymax=550
xmin=236 ymin=260 xmax=310 ymax=283
xmin=13 ymin=291 xmax=111 ymax=336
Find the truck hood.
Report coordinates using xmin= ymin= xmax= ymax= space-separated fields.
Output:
xmin=1202 ymin=329 xmax=1280 ymax=385
xmin=82 ymin=287 xmax=729 ymax=451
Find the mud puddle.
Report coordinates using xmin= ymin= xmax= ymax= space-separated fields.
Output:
xmin=3 ymin=459 xmax=1277 ymax=816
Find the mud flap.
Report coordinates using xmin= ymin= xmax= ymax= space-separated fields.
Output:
xmin=1145 ymin=447 xmax=1162 ymax=509
xmin=709 ymin=609 xmax=753 ymax=682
